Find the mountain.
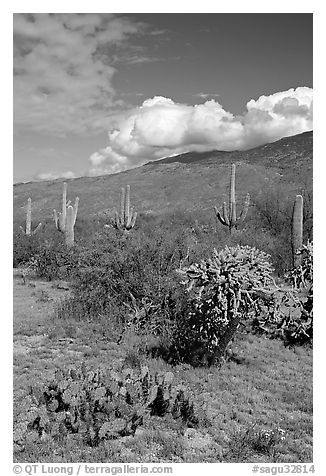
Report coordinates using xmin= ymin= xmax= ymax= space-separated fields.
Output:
xmin=13 ymin=131 xmax=312 ymax=223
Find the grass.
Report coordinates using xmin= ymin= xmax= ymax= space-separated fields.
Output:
xmin=13 ymin=272 xmax=313 ymax=463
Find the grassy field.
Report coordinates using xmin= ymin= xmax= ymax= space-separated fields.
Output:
xmin=13 ymin=271 xmax=313 ymax=464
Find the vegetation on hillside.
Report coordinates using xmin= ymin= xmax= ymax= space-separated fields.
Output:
xmin=13 ymin=136 xmax=313 ymax=463
xmin=13 ymin=131 xmax=313 ymax=222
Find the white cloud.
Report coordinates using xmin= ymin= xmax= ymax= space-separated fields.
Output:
xmin=88 ymin=87 xmax=313 ymax=176
xmin=88 ymin=146 xmax=130 ymax=176
xmin=13 ymin=13 xmax=145 ymax=135
xmin=36 ymin=170 xmax=77 ymax=181
xmin=195 ymin=92 xmax=220 ymax=99
xmin=242 ymin=86 xmax=313 ymax=148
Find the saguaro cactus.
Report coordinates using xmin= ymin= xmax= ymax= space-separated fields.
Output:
xmin=214 ymin=164 xmax=250 ymax=234
xmin=292 ymin=194 xmax=303 ymax=268
xmin=19 ymin=198 xmax=42 ymax=236
xmin=113 ymin=185 xmax=137 ymax=233
xmin=53 ymin=182 xmax=79 ymax=247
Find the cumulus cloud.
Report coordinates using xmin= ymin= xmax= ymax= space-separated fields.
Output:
xmin=88 ymin=87 xmax=313 ymax=175
xmin=13 ymin=13 xmax=145 ymax=135
xmin=36 ymin=170 xmax=77 ymax=181
xmin=88 ymin=147 xmax=129 ymax=176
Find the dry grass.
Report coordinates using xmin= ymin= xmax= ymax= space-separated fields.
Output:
xmin=13 ymin=273 xmax=312 ymax=463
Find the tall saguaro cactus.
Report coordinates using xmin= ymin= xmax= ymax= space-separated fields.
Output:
xmin=19 ymin=198 xmax=42 ymax=236
xmin=53 ymin=182 xmax=79 ymax=247
xmin=214 ymin=164 xmax=250 ymax=234
xmin=292 ymin=194 xmax=303 ymax=268
xmin=113 ymin=185 xmax=137 ymax=233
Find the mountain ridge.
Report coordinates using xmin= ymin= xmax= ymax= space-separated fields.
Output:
xmin=13 ymin=131 xmax=312 ymax=223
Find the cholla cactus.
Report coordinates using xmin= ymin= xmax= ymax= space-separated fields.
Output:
xmin=113 ymin=185 xmax=137 ymax=233
xmin=291 ymin=194 xmax=303 ymax=268
xmin=214 ymin=164 xmax=250 ymax=234
xmin=287 ymin=240 xmax=313 ymax=289
xmin=53 ymin=182 xmax=79 ymax=247
xmin=178 ymin=245 xmax=275 ymax=365
xmin=19 ymin=198 xmax=42 ymax=236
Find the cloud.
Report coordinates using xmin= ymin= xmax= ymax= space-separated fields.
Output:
xmin=88 ymin=87 xmax=313 ymax=176
xmin=36 ymin=170 xmax=77 ymax=181
xmin=88 ymin=147 xmax=129 ymax=176
xmin=111 ymin=51 xmax=181 ymax=66
xmin=243 ymin=87 xmax=313 ymax=148
xmin=195 ymin=93 xmax=221 ymax=99
xmin=13 ymin=13 xmax=145 ymax=135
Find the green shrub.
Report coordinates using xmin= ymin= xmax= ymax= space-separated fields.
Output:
xmin=14 ymin=364 xmax=198 ymax=451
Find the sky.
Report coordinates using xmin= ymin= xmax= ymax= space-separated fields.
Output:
xmin=13 ymin=13 xmax=313 ymax=183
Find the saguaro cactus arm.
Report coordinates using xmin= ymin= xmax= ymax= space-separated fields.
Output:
xmin=238 ymin=193 xmax=250 ymax=223
xmin=53 ymin=209 xmax=60 ymax=231
xmin=292 ymin=194 xmax=303 ymax=268
xmin=20 ymin=198 xmax=42 ymax=236
xmin=72 ymin=197 xmax=79 ymax=226
xmin=214 ymin=202 xmax=230 ymax=227
xmin=54 ymin=182 xmax=71 ymax=232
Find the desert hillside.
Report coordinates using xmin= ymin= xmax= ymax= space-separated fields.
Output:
xmin=13 ymin=131 xmax=312 ymax=223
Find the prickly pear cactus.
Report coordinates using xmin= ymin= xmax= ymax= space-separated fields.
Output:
xmin=14 ymin=364 xmax=198 ymax=449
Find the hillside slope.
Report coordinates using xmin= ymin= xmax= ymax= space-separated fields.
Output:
xmin=13 ymin=131 xmax=312 ymax=223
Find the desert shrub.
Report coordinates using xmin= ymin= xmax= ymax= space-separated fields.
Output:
xmin=252 ymin=241 xmax=313 ymax=347
xmin=13 ymin=218 xmax=73 ymax=270
xmin=251 ymin=186 xmax=313 ymax=275
xmin=24 ymin=237 xmax=82 ymax=282
xmin=13 ymin=230 xmax=42 ymax=268
xmin=67 ymin=225 xmax=191 ymax=326
xmin=252 ymin=187 xmax=293 ymax=236
xmin=169 ymin=245 xmax=275 ymax=366
xmin=14 ymin=364 xmax=198 ymax=451
xmin=73 ymin=215 xmax=113 ymax=246
xmin=226 ymin=424 xmax=286 ymax=462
